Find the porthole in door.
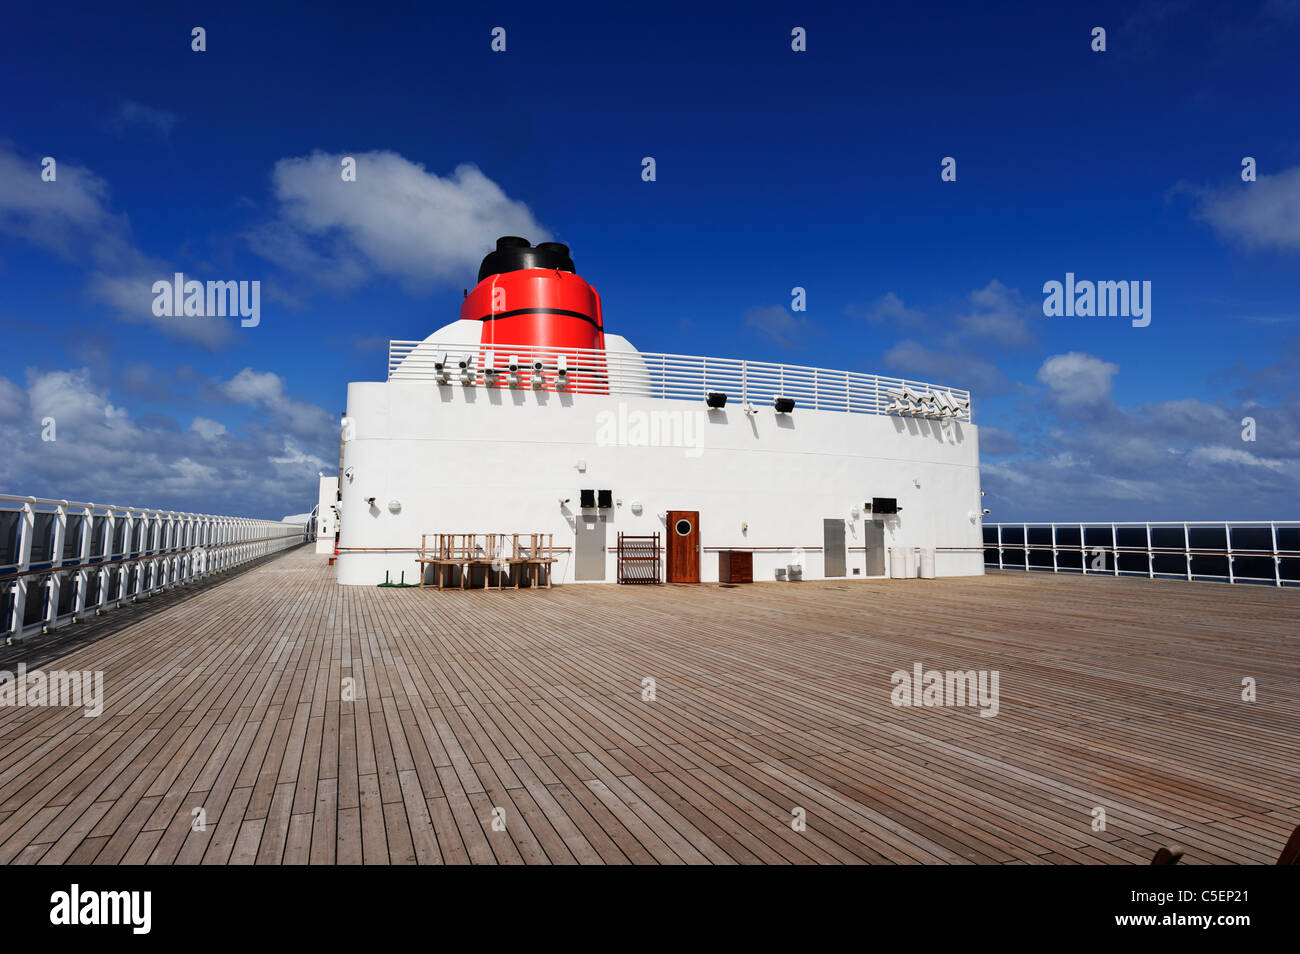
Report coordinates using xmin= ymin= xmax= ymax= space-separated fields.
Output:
xmin=675 ymin=519 xmax=693 ymax=536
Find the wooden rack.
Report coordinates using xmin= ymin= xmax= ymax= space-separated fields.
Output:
xmin=616 ymin=532 xmax=661 ymax=584
xmin=416 ymin=533 xmax=556 ymax=590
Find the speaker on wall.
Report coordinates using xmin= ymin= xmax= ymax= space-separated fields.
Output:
xmin=871 ymin=497 xmax=898 ymax=515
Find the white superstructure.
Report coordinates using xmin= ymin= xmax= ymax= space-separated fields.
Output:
xmin=335 ymin=322 xmax=985 ymax=586
xmin=314 ymin=475 xmax=339 ymax=554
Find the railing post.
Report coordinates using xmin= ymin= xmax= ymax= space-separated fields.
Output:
xmin=1051 ymin=523 xmax=1058 ymax=573
xmin=1184 ymin=522 xmax=1192 ymax=581
xmin=1225 ymin=521 xmax=1234 ymax=584
xmin=11 ymin=500 xmax=35 ymax=636
xmin=1111 ymin=523 xmax=1119 ymax=576
xmin=1146 ymin=522 xmax=1154 ymax=579
xmin=1272 ymin=521 xmax=1281 ymax=587
xmin=48 ymin=502 xmax=67 ymax=627
xmin=75 ymin=505 xmax=91 ymax=616
xmin=997 ymin=524 xmax=1003 ymax=570
xmin=1023 ymin=523 xmax=1029 ymax=571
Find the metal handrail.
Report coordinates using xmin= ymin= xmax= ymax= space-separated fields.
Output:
xmin=1 ymin=493 xmax=309 ymax=642
xmin=386 ymin=340 xmax=974 ymax=422
xmin=982 ymin=520 xmax=1300 ymax=586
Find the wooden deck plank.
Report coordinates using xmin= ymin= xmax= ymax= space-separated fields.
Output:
xmin=0 ymin=547 xmax=1295 ymax=864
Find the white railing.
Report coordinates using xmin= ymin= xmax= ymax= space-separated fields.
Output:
xmin=0 ymin=493 xmax=309 ymax=643
xmin=983 ymin=520 xmax=1300 ymax=587
xmin=387 ymin=340 xmax=974 ymax=421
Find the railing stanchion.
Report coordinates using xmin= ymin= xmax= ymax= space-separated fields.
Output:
xmin=1146 ymin=522 xmax=1154 ymax=579
xmin=1226 ymin=521 xmax=1234 ymax=584
xmin=1272 ymin=521 xmax=1281 ymax=587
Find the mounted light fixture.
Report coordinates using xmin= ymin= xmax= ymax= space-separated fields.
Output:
xmin=706 ymin=391 xmax=727 ymax=408
xmin=774 ymin=396 xmax=795 ymax=414
xmin=434 ymin=351 xmax=450 ymax=384
xmin=458 ymin=355 xmax=474 ymax=385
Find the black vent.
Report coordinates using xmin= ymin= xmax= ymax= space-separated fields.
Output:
xmin=477 ymin=236 xmax=575 ymax=282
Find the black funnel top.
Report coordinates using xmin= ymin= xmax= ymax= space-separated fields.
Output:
xmin=477 ymin=236 xmax=575 ymax=282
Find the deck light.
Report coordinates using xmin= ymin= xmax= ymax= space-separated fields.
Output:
xmin=434 ymin=352 xmax=450 ymax=384
xmin=555 ymin=355 xmax=569 ymax=390
xmin=706 ymin=391 xmax=727 ymax=408
xmin=507 ymin=355 xmax=521 ymax=388
xmin=774 ymin=396 xmax=795 ymax=413
xmin=531 ymin=359 xmax=546 ymax=389
xmin=458 ymin=355 xmax=474 ymax=385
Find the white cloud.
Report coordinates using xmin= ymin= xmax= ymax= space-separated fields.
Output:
xmin=0 ymin=365 xmax=334 ymax=518
xmin=955 ymin=280 xmax=1036 ymax=348
xmin=745 ymin=304 xmax=810 ymax=348
xmin=249 ymin=151 xmax=551 ymax=291
xmin=1185 ymin=445 xmax=1286 ymax=470
xmin=191 ymin=417 xmax=228 ymax=440
xmin=0 ymin=145 xmax=234 ymax=348
xmin=103 ymin=99 xmax=179 ymax=140
xmin=0 ymin=147 xmax=120 ymax=257
xmin=27 ymin=368 xmax=135 ymax=434
xmin=884 ymin=339 xmax=1012 ymax=394
xmin=1193 ymin=165 xmax=1300 ymax=252
xmin=221 ymin=367 xmax=334 ymax=439
xmin=1036 ymin=352 xmax=1119 ymax=405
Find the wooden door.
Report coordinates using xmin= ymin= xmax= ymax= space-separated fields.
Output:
xmin=666 ymin=510 xmax=700 ymax=583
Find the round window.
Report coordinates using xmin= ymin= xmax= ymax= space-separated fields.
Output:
xmin=675 ymin=519 xmax=693 ymax=536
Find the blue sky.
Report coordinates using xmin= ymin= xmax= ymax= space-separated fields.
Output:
xmin=1 ymin=0 xmax=1297 ymax=520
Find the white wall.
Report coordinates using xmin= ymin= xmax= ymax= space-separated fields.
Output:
xmin=315 ymin=475 xmax=339 ymax=554
xmin=335 ymin=379 xmax=984 ymax=585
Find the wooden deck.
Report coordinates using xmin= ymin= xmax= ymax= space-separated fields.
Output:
xmin=0 ymin=547 xmax=1296 ymax=865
